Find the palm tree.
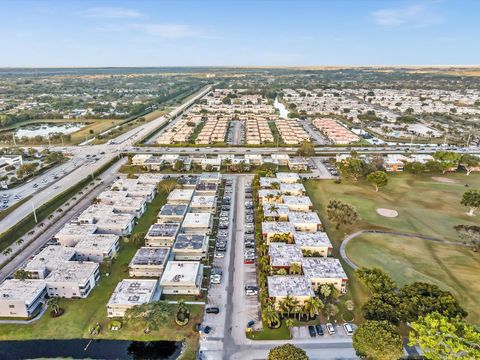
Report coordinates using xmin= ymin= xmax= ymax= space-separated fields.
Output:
xmin=276 ymin=268 xmax=287 ymax=275
xmin=271 ymin=182 xmax=280 ymax=190
xmin=289 ymin=263 xmax=302 ymax=275
xmin=268 ymin=204 xmax=279 ymax=214
xmin=48 ymin=297 xmax=61 ymax=316
xmin=262 ymin=304 xmax=280 ymax=328
xmin=14 ymin=269 xmax=31 ymax=280
xmin=125 ymin=301 xmax=172 ymax=333
xmin=2 ymin=247 xmax=12 ymax=256
xmin=16 ymin=238 xmax=24 ymax=245
xmin=303 ymin=297 xmax=324 ymax=320
xmin=325 ymin=303 xmax=339 ymax=320
xmin=289 ymin=296 xmax=300 ymax=319
xmin=319 ymin=283 xmax=332 ymax=301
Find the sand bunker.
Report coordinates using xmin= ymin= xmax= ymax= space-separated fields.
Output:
xmin=377 ymin=208 xmax=399 ymax=218
xmin=432 ymin=177 xmax=458 ymax=184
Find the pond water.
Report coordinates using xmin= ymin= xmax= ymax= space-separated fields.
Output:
xmin=0 ymin=339 xmax=182 ymax=360
xmin=15 ymin=123 xmax=85 ymax=138
xmin=274 ymin=98 xmax=289 ymax=119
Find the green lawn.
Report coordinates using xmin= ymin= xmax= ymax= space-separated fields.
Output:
xmin=246 ymin=320 xmax=292 ymax=340
xmin=0 ymin=187 xmax=201 ymax=359
xmin=304 ymin=172 xmax=480 ymax=324
xmin=346 ymin=234 xmax=480 ymax=324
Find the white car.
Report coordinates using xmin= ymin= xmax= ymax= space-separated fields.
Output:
xmin=326 ymin=323 xmax=335 ymax=335
xmin=214 ymin=251 xmax=225 ymax=259
xmin=343 ymin=323 xmax=353 ymax=336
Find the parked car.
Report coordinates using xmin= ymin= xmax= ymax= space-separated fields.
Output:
xmin=214 ymin=251 xmax=225 ymax=258
xmin=245 ymin=289 xmax=258 ymax=296
xmin=205 ymin=306 xmax=220 ymax=314
xmin=315 ymin=324 xmax=324 ymax=336
xmin=343 ymin=323 xmax=353 ymax=336
xmin=203 ymin=325 xmax=212 ymax=334
xmin=326 ymin=323 xmax=335 ymax=335
xmin=308 ymin=325 xmax=317 ymax=337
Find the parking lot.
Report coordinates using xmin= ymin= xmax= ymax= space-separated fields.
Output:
xmin=291 ymin=322 xmax=356 ymax=340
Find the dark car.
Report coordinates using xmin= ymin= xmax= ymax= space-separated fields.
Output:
xmin=315 ymin=324 xmax=324 ymax=336
xmin=247 ymin=320 xmax=255 ymax=328
xmin=308 ymin=325 xmax=316 ymax=337
xmin=206 ymin=307 xmax=220 ymax=314
xmin=203 ymin=325 xmax=212 ymax=334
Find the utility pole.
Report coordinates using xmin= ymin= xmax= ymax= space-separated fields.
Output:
xmin=31 ymin=203 xmax=38 ymax=223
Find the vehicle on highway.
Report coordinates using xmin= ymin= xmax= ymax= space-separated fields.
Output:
xmin=326 ymin=323 xmax=335 ymax=335
xmin=308 ymin=325 xmax=317 ymax=337
xmin=343 ymin=323 xmax=354 ymax=335
xmin=206 ymin=307 xmax=220 ymax=314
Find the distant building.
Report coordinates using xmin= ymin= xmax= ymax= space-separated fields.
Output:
xmin=160 ymin=261 xmax=204 ymax=295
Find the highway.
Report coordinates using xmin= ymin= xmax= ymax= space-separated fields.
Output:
xmin=0 ymin=85 xmax=211 ymax=234
xmin=1 ymin=79 xmax=479 ymax=235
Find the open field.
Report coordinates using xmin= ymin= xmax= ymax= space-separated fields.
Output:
xmin=346 ymin=233 xmax=480 ymax=324
xmin=69 ymin=119 xmax=123 ymax=144
xmin=0 ymin=187 xmax=201 ymax=359
xmin=304 ymin=172 xmax=480 ymax=324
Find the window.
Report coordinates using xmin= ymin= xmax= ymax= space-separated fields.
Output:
xmin=9 ymin=305 xmax=15 ymax=308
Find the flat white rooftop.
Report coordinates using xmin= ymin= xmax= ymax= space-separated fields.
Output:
xmin=167 ymin=189 xmax=194 ymax=203
xmin=276 ymin=172 xmax=301 ymax=183
xmin=0 ymin=280 xmax=46 ymax=303
xmin=269 ymin=243 xmax=303 ymax=267
xmin=55 ymin=223 xmax=97 ymax=238
xmin=108 ymin=279 xmax=158 ymax=306
xmin=190 ymin=195 xmax=216 ymax=208
xmin=282 ymin=196 xmax=313 ymax=207
xmin=288 ymin=211 xmax=321 ymax=224
xmin=301 ymin=257 xmax=347 ymax=279
xmin=280 ymin=183 xmax=306 ymax=193
xmin=46 ymin=261 xmax=98 ymax=283
xmin=294 ymin=232 xmax=332 ymax=248
xmin=74 ymin=234 xmax=119 ymax=252
xmin=262 ymin=221 xmax=295 ymax=234
xmin=268 ymin=275 xmax=315 ymax=297
xmin=25 ymin=246 xmax=76 ymax=272
xmin=160 ymin=261 xmax=202 ymax=285
xmin=182 ymin=212 xmax=212 ymax=229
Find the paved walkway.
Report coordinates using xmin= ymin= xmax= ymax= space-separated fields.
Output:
xmin=339 ymin=229 xmax=470 ymax=270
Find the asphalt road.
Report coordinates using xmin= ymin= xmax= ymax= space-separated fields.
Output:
xmin=0 ymin=158 xmax=126 ymax=282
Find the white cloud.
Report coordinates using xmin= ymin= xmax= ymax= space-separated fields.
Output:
xmin=83 ymin=7 xmax=142 ymax=19
xmin=128 ymin=23 xmax=200 ymax=39
xmin=372 ymin=4 xmax=444 ymax=28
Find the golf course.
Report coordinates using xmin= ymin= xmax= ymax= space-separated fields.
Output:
xmin=305 ymin=172 xmax=480 ymax=324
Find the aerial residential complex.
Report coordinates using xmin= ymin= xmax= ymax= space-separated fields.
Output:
xmin=260 ymin=173 xmax=348 ymax=305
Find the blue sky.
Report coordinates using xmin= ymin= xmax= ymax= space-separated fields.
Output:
xmin=0 ymin=0 xmax=479 ymax=67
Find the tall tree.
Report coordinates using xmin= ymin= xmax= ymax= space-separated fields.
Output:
xmin=459 ymin=154 xmax=480 ymax=176
xmin=409 ymin=312 xmax=480 ymax=360
xmin=356 ymin=267 xmax=397 ymax=294
xmin=432 ymin=151 xmax=461 ymax=174
xmin=367 ymin=171 xmax=388 ymax=192
xmin=326 ymin=200 xmax=358 ymax=230
xmin=461 ymin=190 xmax=480 ymax=216
xmin=353 ymin=320 xmax=403 ymax=360
xmin=267 ymin=344 xmax=309 ymax=360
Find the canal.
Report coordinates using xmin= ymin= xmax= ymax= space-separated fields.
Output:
xmin=0 ymin=339 xmax=182 ymax=359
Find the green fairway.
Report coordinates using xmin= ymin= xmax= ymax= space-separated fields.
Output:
xmin=304 ymin=172 xmax=480 ymax=324
xmin=305 ymin=173 xmax=480 ymax=242
xmin=346 ymin=233 xmax=480 ymax=324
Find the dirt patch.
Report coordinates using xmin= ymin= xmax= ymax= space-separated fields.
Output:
xmin=376 ymin=208 xmax=399 ymax=218
xmin=432 ymin=177 xmax=458 ymax=184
